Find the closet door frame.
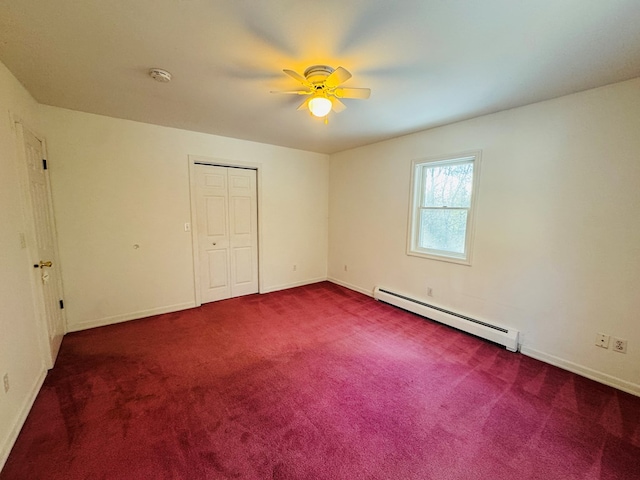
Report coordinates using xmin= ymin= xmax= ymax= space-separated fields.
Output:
xmin=188 ymin=155 xmax=264 ymax=306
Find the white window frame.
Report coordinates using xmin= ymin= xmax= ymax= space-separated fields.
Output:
xmin=407 ymin=151 xmax=481 ymax=265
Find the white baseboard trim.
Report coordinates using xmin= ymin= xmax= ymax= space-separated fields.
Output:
xmin=326 ymin=277 xmax=374 ymax=297
xmin=521 ymin=346 xmax=640 ymax=397
xmin=0 ymin=364 xmax=47 ymax=471
xmin=66 ymin=301 xmax=197 ymax=332
xmin=261 ymin=277 xmax=327 ymax=295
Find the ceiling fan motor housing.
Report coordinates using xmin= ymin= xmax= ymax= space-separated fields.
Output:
xmin=304 ymin=65 xmax=334 ymax=85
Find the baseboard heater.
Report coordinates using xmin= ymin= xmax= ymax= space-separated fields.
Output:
xmin=373 ymin=287 xmax=519 ymax=352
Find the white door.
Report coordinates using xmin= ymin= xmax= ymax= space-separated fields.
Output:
xmin=195 ymin=164 xmax=258 ymax=303
xmin=20 ymin=125 xmax=65 ymax=366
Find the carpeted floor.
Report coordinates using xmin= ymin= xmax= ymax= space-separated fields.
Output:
xmin=2 ymin=282 xmax=639 ymax=479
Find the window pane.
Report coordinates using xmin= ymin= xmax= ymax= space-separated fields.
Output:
xmin=419 ymin=209 xmax=468 ymax=254
xmin=422 ymin=162 xmax=473 ymax=208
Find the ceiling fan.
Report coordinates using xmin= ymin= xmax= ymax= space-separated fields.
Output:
xmin=271 ymin=65 xmax=371 ymax=122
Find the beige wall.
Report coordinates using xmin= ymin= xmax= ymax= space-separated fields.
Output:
xmin=0 ymin=62 xmax=48 ymax=468
xmin=328 ymin=78 xmax=640 ymax=394
xmin=40 ymin=106 xmax=329 ymax=331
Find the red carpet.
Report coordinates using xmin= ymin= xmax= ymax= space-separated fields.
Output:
xmin=2 ymin=282 xmax=639 ymax=479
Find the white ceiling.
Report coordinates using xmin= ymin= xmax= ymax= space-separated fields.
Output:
xmin=1 ymin=1 xmax=639 ymax=154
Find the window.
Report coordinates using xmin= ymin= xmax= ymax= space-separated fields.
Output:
xmin=407 ymin=151 xmax=481 ymax=264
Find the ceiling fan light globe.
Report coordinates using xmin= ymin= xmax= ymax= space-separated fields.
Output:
xmin=308 ymin=96 xmax=332 ymax=117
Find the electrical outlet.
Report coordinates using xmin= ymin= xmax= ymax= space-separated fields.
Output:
xmin=612 ymin=338 xmax=627 ymax=354
xmin=595 ymin=333 xmax=610 ymax=349
xmin=184 ymin=223 xmax=191 ymax=232
xmin=427 ymin=287 xmax=433 ymax=297
xmin=3 ymin=374 xmax=8 ymax=393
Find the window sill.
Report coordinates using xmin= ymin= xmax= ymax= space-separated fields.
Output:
xmin=406 ymin=249 xmax=472 ymax=266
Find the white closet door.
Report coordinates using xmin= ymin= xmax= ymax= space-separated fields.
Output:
xmin=195 ymin=164 xmax=258 ymax=303
xmin=228 ymin=168 xmax=258 ymax=297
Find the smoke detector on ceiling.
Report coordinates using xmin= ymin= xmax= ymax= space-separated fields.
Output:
xmin=149 ymin=68 xmax=172 ymax=83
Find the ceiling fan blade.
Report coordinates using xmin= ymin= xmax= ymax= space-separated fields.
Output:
xmin=334 ymin=87 xmax=371 ymax=99
xmin=283 ymin=69 xmax=309 ymax=85
xmin=330 ymin=97 xmax=347 ymax=113
xmin=325 ymin=67 xmax=352 ymax=87
xmin=270 ymin=88 xmax=313 ymax=95
xmin=297 ymin=98 xmax=310 ymax=111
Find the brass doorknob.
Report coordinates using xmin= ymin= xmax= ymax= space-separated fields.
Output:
xmin=39 ymin=261 xmax=52 ymax=268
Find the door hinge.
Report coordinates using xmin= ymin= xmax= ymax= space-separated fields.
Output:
xmin=42 ymin=159 xmax=48 ymax=170
xmin=59 ymin=299 xmax=64 ymax=309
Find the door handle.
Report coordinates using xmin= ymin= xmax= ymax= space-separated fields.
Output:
xmin=38 ymin=261 xmax=53 ymax=268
